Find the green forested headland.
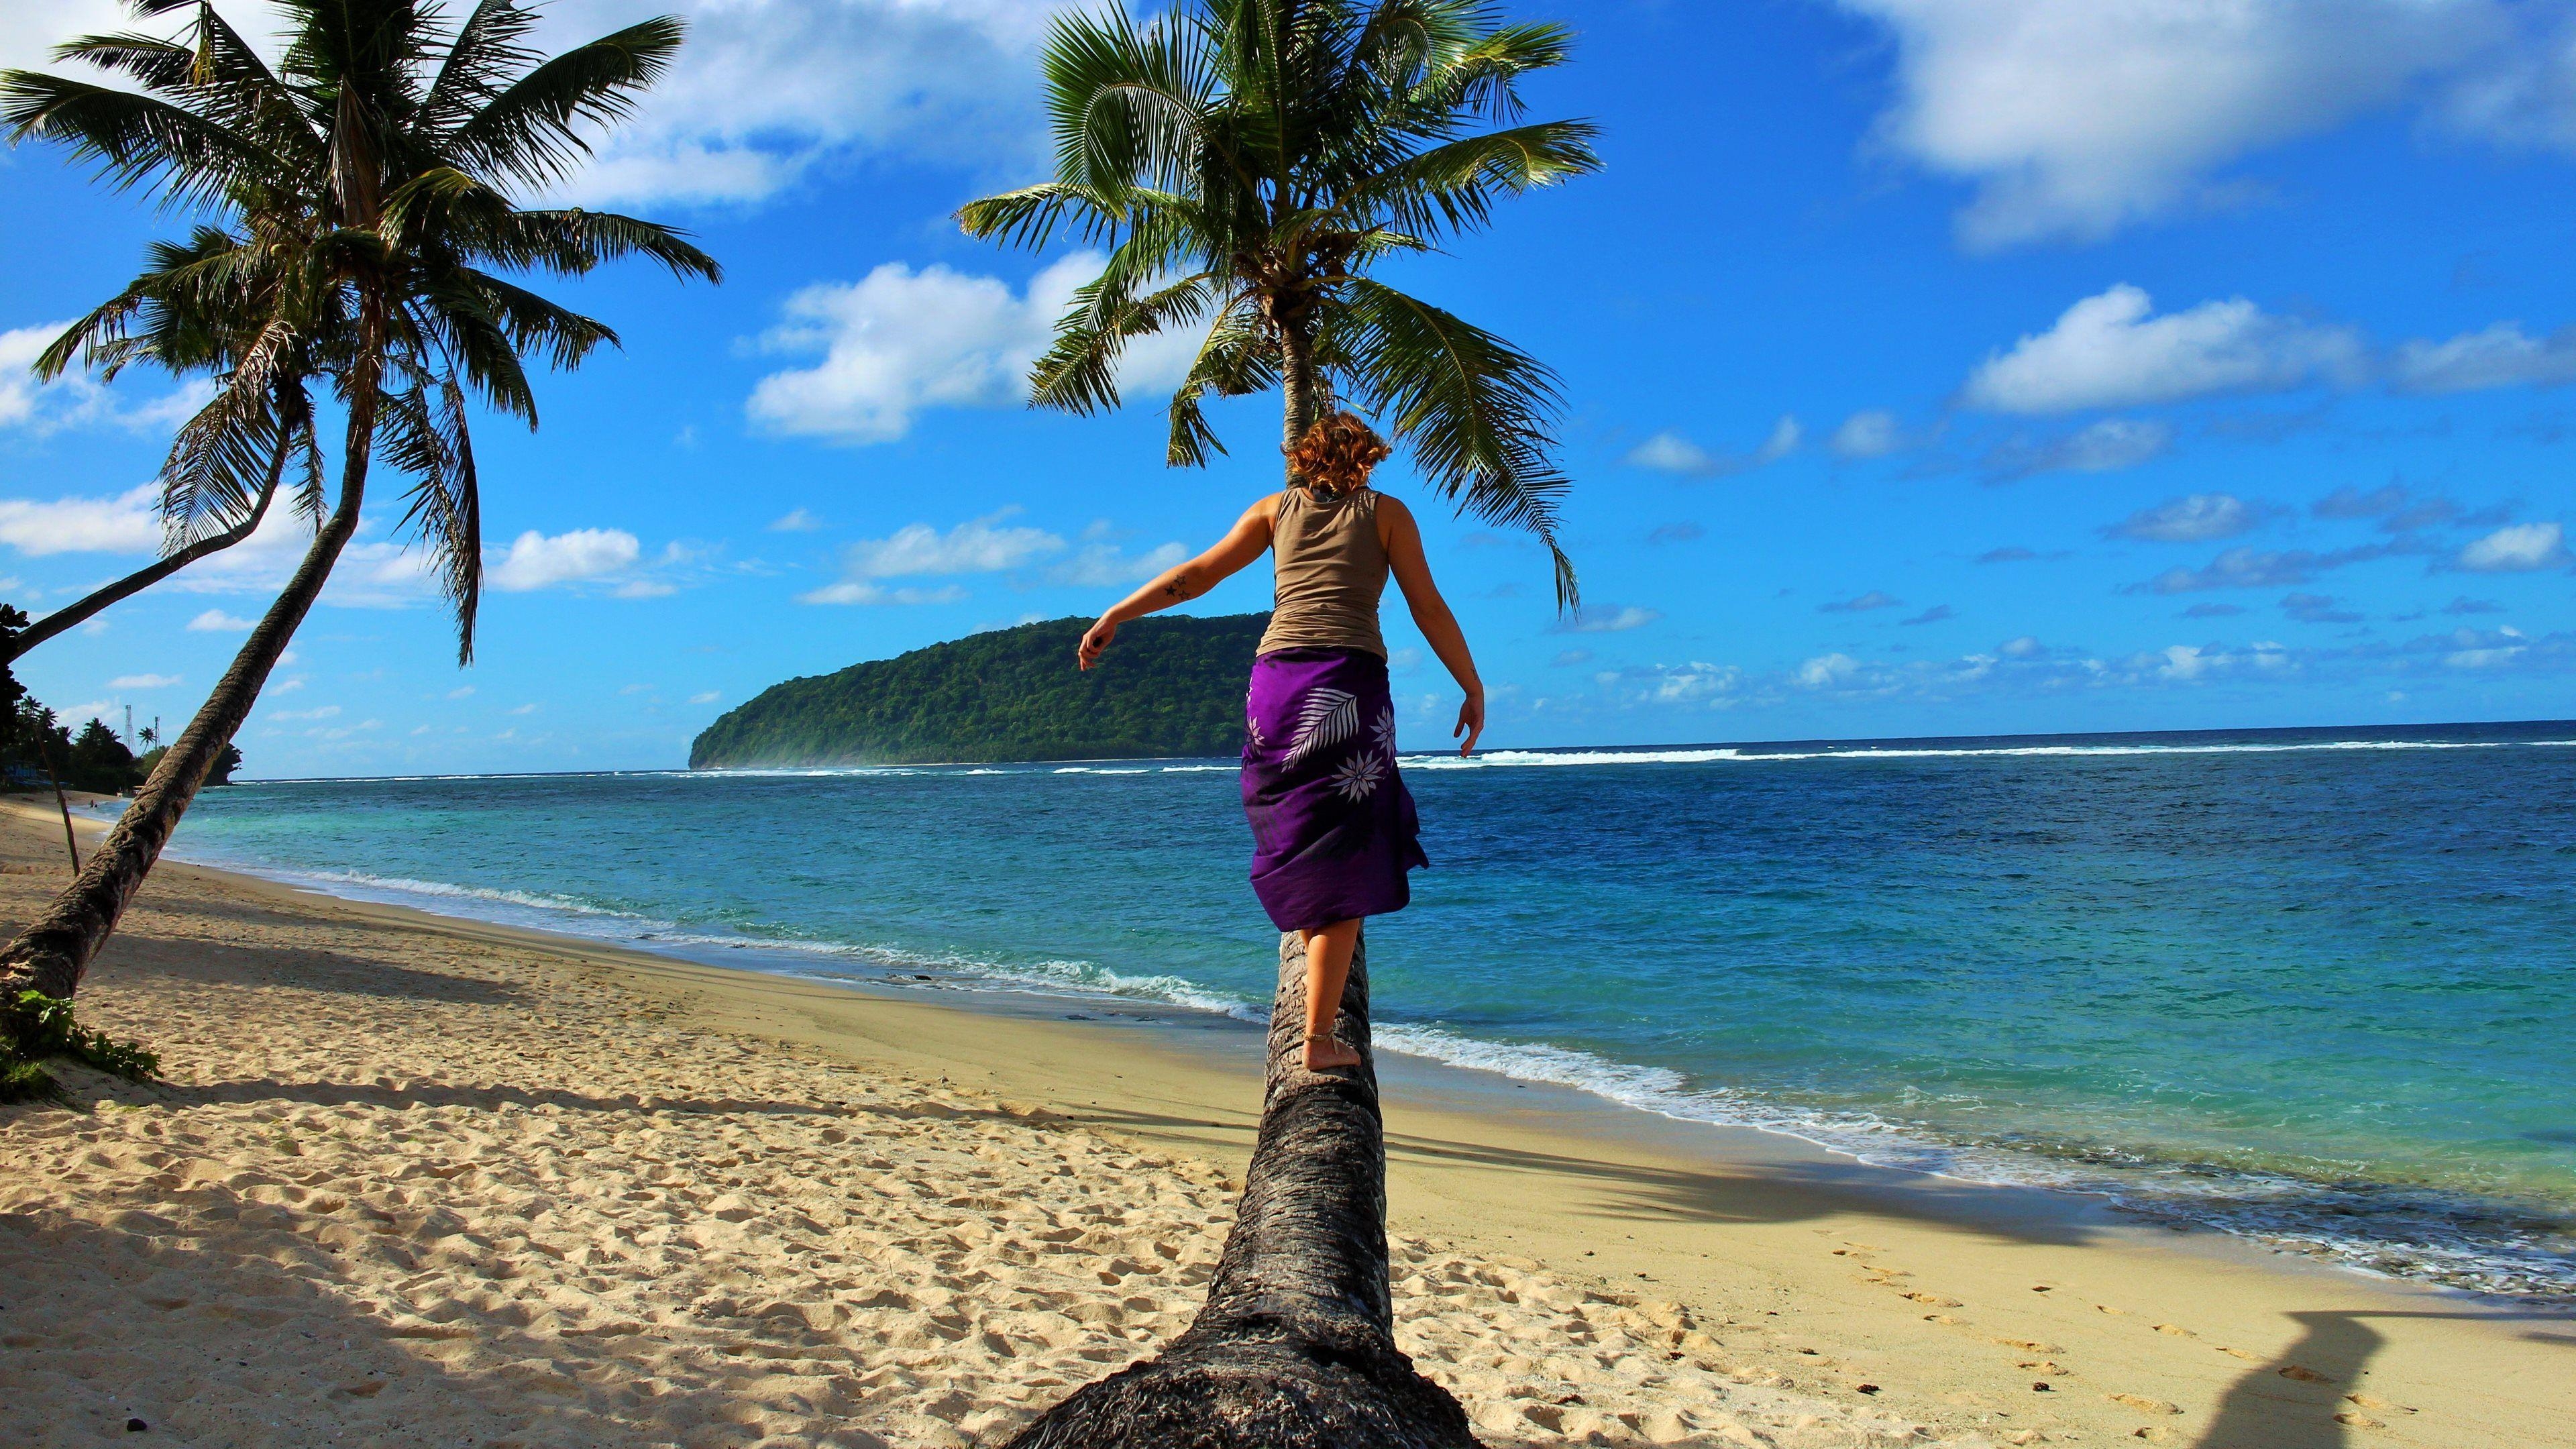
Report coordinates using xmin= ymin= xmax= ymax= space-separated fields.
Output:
xmin=689 ymin=614 xmax=1267 ymax=767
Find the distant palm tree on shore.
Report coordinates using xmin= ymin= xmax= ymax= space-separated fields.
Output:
xmin=0 ymin=0 xmax=720 ymax=1011
xmin=958 ymin=0 xmax=1599 ymax=606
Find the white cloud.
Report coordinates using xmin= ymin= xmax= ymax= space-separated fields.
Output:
xmin=529 ymin=0 xmax=1079 ymax=207
xmin=106 ymin=673 xmax=178 ymax=689
xmin=1820 ymin=590 xmax=1902 ymax=614
xmin=2437 ymin=11 xmax=2576 ymax=152
xmin=769 ymin=507 xmax=824 ymax=532
xmin=1796 ymin=652 xmax=1862 ymax=688
xmin=2131 ymin=540 xmax=2398 ymax=594
xmin=747 ymin=254 xmax=1198 ymax=443
xmin=688 ymin=690 xmax=722 ymax=704
xmin=1998 ymin=635 xmax=2046 ymax=658
xmin=1624 ymin=416 xmax=1801 ymax=477
xmin=0 ymin=321 xmax=210 ymax=437
xmin=1965 ymin=285 xmax=2364 ymax=413
xmin=1552 ymin=605 xmax=1663 ymax=634
xmin=1988 ymin=417 xmax=2175 ymax=477
xmin=269 ymin=705 xmax=341 ymax=721
xmin=1643 ymin=661 xmax=1744 ymax=704
xmin=1837 ymin=0 xmax=2502 ymax=247
xmin=447 ymin=686 xmax=476 ymax=700
xmin=186 ymin=609 xmax=255 ymax=632
xmin=2154 ymin=643 xmax=2211 ymax=681
xmin=1050 ymin=540 xmax=1187 ymax=588
xmin=2456 ymin=521 xmax=2569 ymax=572
xmin=488 ymin=528 xmax=643 ymax=591
xmin=1625 ymin=433 xmax=1713 ymax=474
xmin=841 ymin=511 xmax=1063 ymax=580
xmin=1829 ymin=410 xmax=1905 ymax=459
xmin=0 ymin=482 xmax=160 ymax=555
xmin=2104 ymin=493 xmax=2270 ymax=543
xmin=2390 ymin=322 xmax=2576 ymax=393
xmin=798 ymin=581 xmax=971 ymax=606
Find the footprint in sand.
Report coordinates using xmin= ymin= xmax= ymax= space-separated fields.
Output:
xmin=2108 ymin=1392 xmax=2182 ymax=1414
xmin=2345 ymin=1392 xmax=2415 ymax=1415
xmin=2277 ymin=1364 xmax=2335 ymax=1383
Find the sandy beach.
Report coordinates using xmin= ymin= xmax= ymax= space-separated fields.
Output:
xmin=1 ymin=801 xmax=2568 ymax=1449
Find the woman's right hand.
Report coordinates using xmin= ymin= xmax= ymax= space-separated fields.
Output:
xmin=1077 ymin=616 xmax=1118 ymax=670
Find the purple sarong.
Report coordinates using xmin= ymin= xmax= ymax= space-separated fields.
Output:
xmin=1242 ymin=646 xmax=1428 ymax=931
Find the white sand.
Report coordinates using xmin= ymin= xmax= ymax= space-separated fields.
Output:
xmin=3 ymin=804 xmax=2567 ymax=1447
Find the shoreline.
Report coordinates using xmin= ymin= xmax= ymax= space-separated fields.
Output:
xmin=128 ymin=798 xmax=2576 ymax=1307
xmin=9 ymin=802 xmax=2575 ymax=1446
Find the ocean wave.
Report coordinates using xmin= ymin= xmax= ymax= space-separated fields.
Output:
xmin=1397 ymin=737 xmax=2557 ymax=770
xmin=1402 ymin=748 xmax=1746 ymax=769
xmin=1368 ymin=1022 xmax=2573 ymax=1299
xmin=250 ymin=866 xmax=645 ymax=920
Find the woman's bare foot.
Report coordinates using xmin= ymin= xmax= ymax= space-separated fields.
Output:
xmin=1303 ymin=1032 xmax=1362 ymax=1071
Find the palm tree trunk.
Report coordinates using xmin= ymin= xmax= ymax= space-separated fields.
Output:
xmin=5 ymin=445 xmax=289 ymax=663
xmin=40 ymin=741 xmax=79 ymax=871
xmin=1279 ymin=321 xmax=1323 ymax=466
xmin=0 ymin=377 xmax=374 ymax=1005
xmin=1003 ymin=930 xmax=1479 ymax=1449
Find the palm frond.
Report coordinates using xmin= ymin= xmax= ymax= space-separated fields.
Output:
xmin=476 ymin=207 xmax=722 ymax=282
xmin=1331 ymin=277 xmax=1576 ymax=605
xmin=1338 ymin=119 xmax=1599 ymax=237
xmin=443 ymin=16 xmax=684 ymax=188
xmin=1029 ymin=269 xmax=1219 ymax=417
xmin=1164 ymin=294 xmax=1273 ymax=466
xmin=1041 ymin=7 xmax=1220 ymax=198
xmin=380 ymin=373 xmax=484 ymax=661
xmin=955 ymin=180 xmax=1126 ymax=250
xmin=0 ymin=70 xmax=284 ymax=209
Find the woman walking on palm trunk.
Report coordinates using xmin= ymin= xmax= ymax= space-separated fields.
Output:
xmin=1079 ymin=411 xmax=1482 ymax=1071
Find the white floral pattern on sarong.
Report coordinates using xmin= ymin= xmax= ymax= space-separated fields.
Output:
xmin=1330 ymin=749 xmax=1385 ymax=800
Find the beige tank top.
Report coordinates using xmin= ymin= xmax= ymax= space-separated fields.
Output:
xmin=1257 ymin=486 xmax=1389 ymax=657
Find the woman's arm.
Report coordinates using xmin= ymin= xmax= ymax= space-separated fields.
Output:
xmin=1077 ymin=497 xmax=1278 ymax=670
xmin=1379 ymin=496 xmax=1485 ymax=756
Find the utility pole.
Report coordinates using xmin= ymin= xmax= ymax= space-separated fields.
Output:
xmin=125 ymin=704 xmax=134 ymax=747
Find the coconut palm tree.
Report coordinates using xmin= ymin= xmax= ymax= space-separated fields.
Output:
xmin=963 ymin=7 xmax=1597 ymax=1443
xmin=6 ymin=222 xmax=329 ymax=663
xmin=0 ymin=0 xmax=719 ymax=1007
xmin=957 ymin=0 xmax=1599 ymax=605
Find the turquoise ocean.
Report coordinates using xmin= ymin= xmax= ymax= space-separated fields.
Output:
xmin=137 ymin=720 xmax=2576 ymax=1299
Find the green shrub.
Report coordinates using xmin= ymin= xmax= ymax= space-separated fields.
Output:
xmin=0 ymin=990 xmax=161 ymax=1102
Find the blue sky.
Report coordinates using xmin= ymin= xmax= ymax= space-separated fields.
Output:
xmin=4 ymin=0 xmax=2575 ymax=777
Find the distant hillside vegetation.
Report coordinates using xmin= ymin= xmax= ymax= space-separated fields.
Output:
xmin=690 ymin=613 xmax=1267 ymax=767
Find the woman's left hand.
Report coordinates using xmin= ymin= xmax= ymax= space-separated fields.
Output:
xmin=1454 ymin=690 xmax=1485 ymax=757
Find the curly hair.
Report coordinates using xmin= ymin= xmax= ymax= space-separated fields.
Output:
xmin=1287 ymin=410 xmax=1392 ymax=496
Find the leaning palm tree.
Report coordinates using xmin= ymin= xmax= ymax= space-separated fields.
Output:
xmin=958 ymin=0 xmax=1598 ymax=605
xmin=6 ymin=221 xmax=330 ymax=663
xmin=0 ymin=0 xmax=719 ymax=1008
xmin=963 ymin=5 xmax=1597 ymax=1444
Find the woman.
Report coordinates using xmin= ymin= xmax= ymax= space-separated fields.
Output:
xmin=1077 ymin=411 xmax=1485 ymax=1071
